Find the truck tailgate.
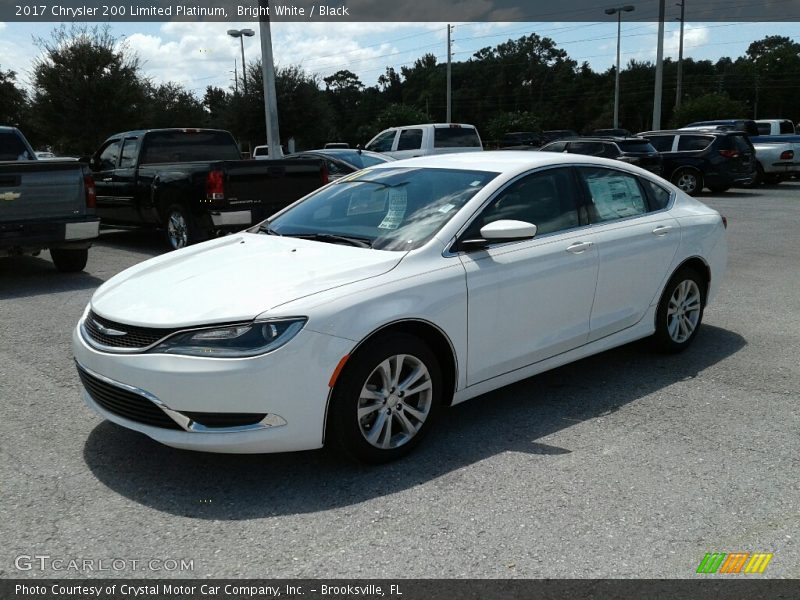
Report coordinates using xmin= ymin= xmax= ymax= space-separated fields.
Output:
xmin=217 ymin=159 xmax=326 ymax=217
xmin=0 ymin=161 xmax=87 ymax=222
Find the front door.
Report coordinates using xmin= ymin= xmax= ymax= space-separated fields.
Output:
xmin=458 ymin=167 xmax=599 ymax=386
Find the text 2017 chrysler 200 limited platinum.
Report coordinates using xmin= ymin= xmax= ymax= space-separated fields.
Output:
xmin=73 ymin=152 xmax=727 ymax=463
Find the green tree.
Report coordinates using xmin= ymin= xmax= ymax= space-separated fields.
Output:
xmin=0 ymin=67 xmax=27 ymax=127
xmin=30 ymin=25 xmax=148 ymax=155
xmin=143 ymin=82 xmax=206 ymax=128
xmin=671 ymin=93 xmax=748 ymax=127
xmin=485 ymin=111 xmax=541 ymax=141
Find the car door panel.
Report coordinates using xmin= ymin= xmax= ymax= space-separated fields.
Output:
xmin=458 ymin=167 xmax=598 ymax=386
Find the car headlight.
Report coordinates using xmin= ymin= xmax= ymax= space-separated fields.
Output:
xmin=149 ymin=318 xmax=307 ymax=358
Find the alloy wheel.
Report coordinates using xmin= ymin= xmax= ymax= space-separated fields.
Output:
xmin=667 ymin=279 xmax=702 ymax=343
xmin=675 ymin=172 xmax=698 ymax=194
xmin=357 ymin=354 xmax=433 ymax=450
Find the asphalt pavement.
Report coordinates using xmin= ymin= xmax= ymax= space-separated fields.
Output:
xmin=1 ymin=182 xmax=798 ymax=578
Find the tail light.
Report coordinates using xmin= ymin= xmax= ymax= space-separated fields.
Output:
xmin=320 ymin=161 xmax=329 ymax=185
xmin=206 ymin=170 xmax=225 ymax=200
xmin=722 ymin=215 xmax=728 ymax=229
xmin=83 ymin=174 xmax=96 ymax=209
xmin=780 ymin=150 xmax=794 ymax=160
xmin=718 ymin=149 xmax=739 ymax=158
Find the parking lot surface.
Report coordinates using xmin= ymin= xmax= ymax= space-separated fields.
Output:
xmin=1 ymin=183 xmax=798 ymax=578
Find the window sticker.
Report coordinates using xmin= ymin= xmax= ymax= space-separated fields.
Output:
xmin=438 ymin=203 xmax=456 ymax=213
xmin=347 ymin=188 xmax=387 ymax=216
xmin=586 ymin=175 xmax=646 ymax=219
xmin=378 ymin=188 xmax=408 ymax=229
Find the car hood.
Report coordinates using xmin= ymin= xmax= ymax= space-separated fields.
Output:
xmin=90 ymin=233 xmax=404 ymax=327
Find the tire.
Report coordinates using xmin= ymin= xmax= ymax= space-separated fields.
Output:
xmin=163 ymin=204 xmax=196 ymax=250
xmin=50 ymin=248 xmax=88 ymax=273
xmin=652 ymin=267 xmax=707 ymax=353
xmin=327 ymin=332 xmax=443 ymax=464
xmin=708 ymin=185 xmax=730 ymax=193
xmin=762 ymin=173 xmax=783 ymax=185
xmin=671 ymin=168 xmax=703 ymax=196
xmin=742 ymin=163 xmax=764 ymax=187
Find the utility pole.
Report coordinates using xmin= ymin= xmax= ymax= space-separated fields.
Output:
xmin=258 ymin=0 xmax=282 ymax=157
xmin=605 ymin=5 xmax=635 ymax=130
xmin=675 ymin=0 xmax=685 ymax=110
xmin=232 ymin=59 xmax=238 ymax=94
xmin=446 ymin=24 xmax=453 ymax=122
xmin=652 ymin=0 xmax=666 ymax=129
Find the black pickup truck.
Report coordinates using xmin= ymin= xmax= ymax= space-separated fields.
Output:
xmin=85 ymin=128 xmax=327 ymax=249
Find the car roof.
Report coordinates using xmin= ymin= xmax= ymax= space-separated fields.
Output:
xmin=366 ymin=150 xmax=639 ymax=173
xmin=554 ymin=136 xmax=648 ymax=143
xmin=638 ymin=129 xmax=727 ymax=136
xmin=106 ymin=128 xmax=231 ymax=140
xmin=292 ymin=149 xmax=393 ymax=161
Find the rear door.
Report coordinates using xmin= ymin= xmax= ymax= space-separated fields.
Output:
xmin=575 ymin=166 xmax=680 ymax=341
xmin=93 ymin=139 xmax=124 ymax=222
xmin=391 ymin=128 xmax=425 ymax=160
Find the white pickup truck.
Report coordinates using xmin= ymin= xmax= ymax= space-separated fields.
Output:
xmin=365 ymin=123 xmax=483 ymax=159
xmin=751 ymin=119 xmax=800 ymax=183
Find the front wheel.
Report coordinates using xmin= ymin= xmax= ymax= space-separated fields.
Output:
xmin=50 ymin=248 xmax=88 ymax=272
xmin=327 ymin=333 xmax=443 ymax=463
xmin=652 ymin=267 xmax=706 ymax=353
xmin=671 ymin=168 xmax=703 ymax=196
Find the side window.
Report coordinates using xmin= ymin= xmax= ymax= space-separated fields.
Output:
xmin=98 ymin=140 xmax=121 ymax=170
xmin=756 ymin=123 xmax=771 ymax=135
xmin=780 ymin=120 xmax=794 ymax=135
xmin=578 ymin=167 xmax=648 ymax=223
xmin=642 ymin=179 xmax=672 ymax=211
xmin=366 ymin=130 xmax=396 ymax=153
xmin=569 ymin=142 xmax=605 ymax=156
xmin=542 ymin=141 xmax=567 ymax=152
xmin=647 ymin=135 xmax=674 ymax=152
xmin=397 ymin=129 xmax=423 ymax=151
xmin=464 ymin=168 xmax=580 ymax=240
xmin=119 ymin=138 xmax=140 ymax=169
xmin=677 ymin=135 xmax=712 ymax=151
xmin=326 ymin=159 xmax=346 ymax=177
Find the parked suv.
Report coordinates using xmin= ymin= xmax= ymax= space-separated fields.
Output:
xmin=540 ymin=137 xmax=662 ymax=176
xmin=636 ymin=130 xmax=756 ymax=195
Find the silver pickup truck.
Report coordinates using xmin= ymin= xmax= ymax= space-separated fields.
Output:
xmin=1 ymin=127 xmax=99 ymax=272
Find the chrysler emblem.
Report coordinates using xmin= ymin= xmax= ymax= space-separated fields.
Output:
xmin=93 ymin=320 xmax=127 ymax=336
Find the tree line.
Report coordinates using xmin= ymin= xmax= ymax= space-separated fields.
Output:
xmin=2 ymin=25 xmax=798 ymax=156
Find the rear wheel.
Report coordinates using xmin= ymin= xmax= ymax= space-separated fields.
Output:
xmin=671 ymin=168 xmax=703 ymax=196
xmin=164 ymin=204 xmax=194 ymax=250
xmin=328 ymin=332 xmax=443 ymax=463
xmin=652 ymin=267 xmax=706 ymax=353
xmin=50 ymin=248 xmax=88 ymax=272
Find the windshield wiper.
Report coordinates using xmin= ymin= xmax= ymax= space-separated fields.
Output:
xmin=281 ymin=232 xmax=373 ymax=248
xmin=257 ymin=222 xmax=279 ymax=235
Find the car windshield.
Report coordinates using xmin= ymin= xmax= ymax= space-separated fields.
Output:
xmin=266 ymin=167 xmax=498 ymax=251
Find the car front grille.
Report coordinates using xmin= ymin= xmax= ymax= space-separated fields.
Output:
xmin=82 ymin=310 xmax=178 ymax=350
xmin=77 ymin=366 xmax=183 ymax=430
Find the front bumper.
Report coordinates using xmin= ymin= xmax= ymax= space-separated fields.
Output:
xmin=73 ymin=320 xmax=354 ymax=453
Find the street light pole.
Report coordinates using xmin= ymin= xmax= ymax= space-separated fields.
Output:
xmin=227 ymin=28 xmax=255 ymax=93
xmin=446 ymin=24 xmax=452 ymax=122
xmin=605 ymin=5 xmax=635 ymax=130
xmin=653 ymin=0 xmax=666 ymax=129
xmin=675 ymin=0 xmax=685 ymax=110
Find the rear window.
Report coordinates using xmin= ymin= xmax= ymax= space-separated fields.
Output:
xmin=0 ymin=132 xmax=33 ymax=161
xmin=254 ymin=147 xmax=269 ymax=157
xmin=616 ymin=140 xmax=657 ymax=153
xmin=434 ymin=126 xmax=481 ymax=148
xmin=139 ymin=131 xmax=241 ymax=164
xmin=677 ymin=135 xmax=712 ymax=151
xmin=730 ymin=134 xmax=753 ymax=153
xmin=541 ymin=141 xmax=567 ymax=152
xmin=568 ymin=141 xmax=607 ymax=156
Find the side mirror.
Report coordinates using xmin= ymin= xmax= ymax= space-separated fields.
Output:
xmin=480 ymin=220 xmax=537 ymax=241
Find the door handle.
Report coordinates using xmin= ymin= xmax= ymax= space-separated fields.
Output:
xmin=652 ymin=225 xmax=672 ymax=236
xmin=101 ymin=178 xmax=112 ymax=182
xmin=566 ymin=241 xmax=593 ymax=254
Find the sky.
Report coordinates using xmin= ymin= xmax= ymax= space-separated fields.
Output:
xmin=1 ymin=19 xmax=798 ymax=95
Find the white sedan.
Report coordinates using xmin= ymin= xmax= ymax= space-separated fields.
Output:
xmin=73 ymin=152 xmax=727 ymax=463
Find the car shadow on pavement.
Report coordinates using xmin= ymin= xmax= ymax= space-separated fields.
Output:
xmin=96 ymin=228 xmax=167 ymax=257
xmin=83 ymin=325 xmax=745 ymax=520
xmin=0 ymin=255 xmax=106 ymax=300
